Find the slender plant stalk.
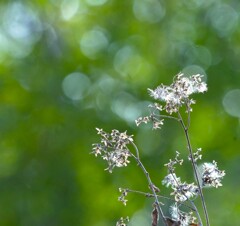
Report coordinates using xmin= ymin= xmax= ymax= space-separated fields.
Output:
xmin=168 ymin=169 xmax=203 ymax=226
xmin=178 ymin=111 xmax=210 ymax=226
xmin=93 ymin=74 xmax=226 ymax=226
xmin=152 ymin=113 xmax=180 ymax=122
xmin=126 ymin=186 xmax=203 ymax=226
xmin=125 ymin=188 xmax=198 ymax=210
xmin=188 ymin=200 xmax=203 ymax=226
xmin=130 ymin=142 xmax=168 ymax=226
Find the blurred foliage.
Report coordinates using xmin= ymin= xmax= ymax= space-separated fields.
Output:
xmin=0 ymin=0 xmax=239 ymax=225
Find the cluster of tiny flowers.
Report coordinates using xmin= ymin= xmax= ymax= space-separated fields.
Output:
xmin=164 ymin=151 xmax=184 ymax=171
xmin=162 ymin=173 xmax=181 ymax=188
xmin=170 ymin=203 xmax=196 ymax=226
xmin=201 ymin=161 xmax=225 ymax=188
xmin=92 ymin=128 xmax=133 ymax=173
xmin=148 ymin=73 xmax=207 ymax=114
xmin=135 ymin=102 xmax=166 ymax=130
xmin=188 ymin=148 xmax=202 ymax=162
xmin=162 ymin=152 xmax=199 ymax=202
xmin=118 ymin=188 xmax=128 ymax=206
xmin=135 ymin=114 xmax=164 ymax=129
xmin=135 ymin=116 xmax=150 ymax=127
xmin=173 ymin=182 xmax=199 ymax=202
xmin=162 ymin=173 xmax=199 ymax=202
xmin=116 ymin=217 xmax=129 ymax=226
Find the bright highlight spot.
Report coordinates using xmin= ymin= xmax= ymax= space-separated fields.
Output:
xmin=114 ymin=46 xmax=141 ymax=77
xmin=182 ymin=45 xmax=212 ymax=69
xmin=61 ymin=0 xmax=79 ymax=20
xmin=182 ymin=65 xmax=207 ymax=81
xmin=3 ymin=3 xmax=42 ymax=41
xmin=111 ymin=92 xmax=140 ymax=123
xmin=208 ymin=4 xmax=238 ymax=37
xmin=133 ymin=0 xmax=165 ymax=23
xmin=80 ymin=28 xmax=108 ymax=59
xmin=62 ymin=72 xmax=91 ymax=100
xmin=222 ymin=89 xmax=240 ymax=118
xmin=1 ymin=2 xmax=42 ymax=58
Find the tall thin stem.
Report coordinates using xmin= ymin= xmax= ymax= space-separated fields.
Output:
xmin=178 ymin=111 xmax=210 ymax=226
xmin=130 ymin=142 xmax=167 ymax=226
xmin=168 ymin=169 xmax=203 ymax=226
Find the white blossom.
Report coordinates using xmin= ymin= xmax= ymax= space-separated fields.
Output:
xmin=173 ymin=182 xmax=199 ymax=202
xmin=169 ymin=203 xmax=196 ymax=226
xmin=162 ymin=173 xmax=181 ymax=188
xmin=104 ymin=149 xmax=131 ymax=173
xmin=116 ymin=217 xmax=129 ymax=226
xmin=92 ymin=128 xmax=133 ymax=173
xmin=148 ymin=73 xmax=207 ymax=114
xmin=162 ymin=173 xmax=199 ymax=202
xmin=201 ymin=161 xmax=225 ymax=188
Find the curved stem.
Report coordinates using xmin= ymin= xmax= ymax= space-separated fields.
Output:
xmin=125 ymin=188 xmax=196 ymax=211
xmin=130 ymin=142 xmax=167 ymax=226
xmin=131 ymin=141 xmax=140 ymax=160
xmin=152 ymin=113 xmax=180 ymax=122
xmin=177 ymin=111 xmax=210 ymax=226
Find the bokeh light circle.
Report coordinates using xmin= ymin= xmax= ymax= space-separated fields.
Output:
xmin=80 ymin=28 xmax=108 ymax=59
xmin=61 ymin=0 xmax=79 ymax=20
xmin=62 ymin=72 xmax=91 ymax=101
xmin=114 ymin=46 xmax=142 ymax=77
xmin=208 ymin=4 xmax=238 ymax=37
xmin=133 ymin=0 xmax=165 ymax=23
xmin=222 ymin=89 xmax=240 ymax=118
xmin=182 ymin=65 xmax=207 ymax=81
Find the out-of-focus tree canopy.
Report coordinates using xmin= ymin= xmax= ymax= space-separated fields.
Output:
xmin=0 ymin=0 xmax=239 ymax=225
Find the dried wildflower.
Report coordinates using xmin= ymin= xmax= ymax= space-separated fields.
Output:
xmin=152 ymin=119 xmax=164 ymax=129
xmin=201 ymin=161 xmax=225 ymax=188
xmin=92 ymin=128 xmax=133 ymax=173
xmin=188 ymin=148 xmax=202 ymax=162
xmin=135 ymin=114 xmax=164 ymax=130
xmin=173 ymin=182 xmax=199 ymax=202
xmin=92 ymin=72 xmax=225 ymax=226
xmin=103 ymin=149 xmax=131 ymax=173
xmin=164 ymin=151 xmax=184 ymax=171
xmin=170 ymin=203 xmax=197 ymax=226
xmin=162 ymin=173 xmax=181 ymax=188
xmin=148 ymin=73 xmax=207 ymax=114
xmin=162 ymin=173 xmax=199 ymax=202
xmin=135 ymin=116 xmax=150 ymax=126
xmin=169 ymin=204 xmax=180 ymax=222
xmin=116 ymin=217 xmax=129 ymax=226
xmin=148 ymin=102 xmax=163 ymax=111
xmin=92 ymin=143 xmax=102 ymax=156
xmin=118 ymin=188 xmax=128 ymax=206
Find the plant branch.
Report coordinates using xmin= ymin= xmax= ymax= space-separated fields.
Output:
xmin=168 ymin=169 xmax=203 ymax=226
xmin=152 ymin=113 xmax=180 ymax=122
xmin=130 ymin=142 xmax=167 ymax=226
xmin=178 ymin=111 xmax=210 ymax=226
xmin=124 ymin=188 xmax=196 ymax=211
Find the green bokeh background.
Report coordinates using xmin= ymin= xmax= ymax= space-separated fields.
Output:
xmin=0 ymin=0 xmax=239 ymax=225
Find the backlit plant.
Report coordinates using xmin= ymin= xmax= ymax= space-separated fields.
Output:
xmin=92 ymin=73 xmax=225 ymax=226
